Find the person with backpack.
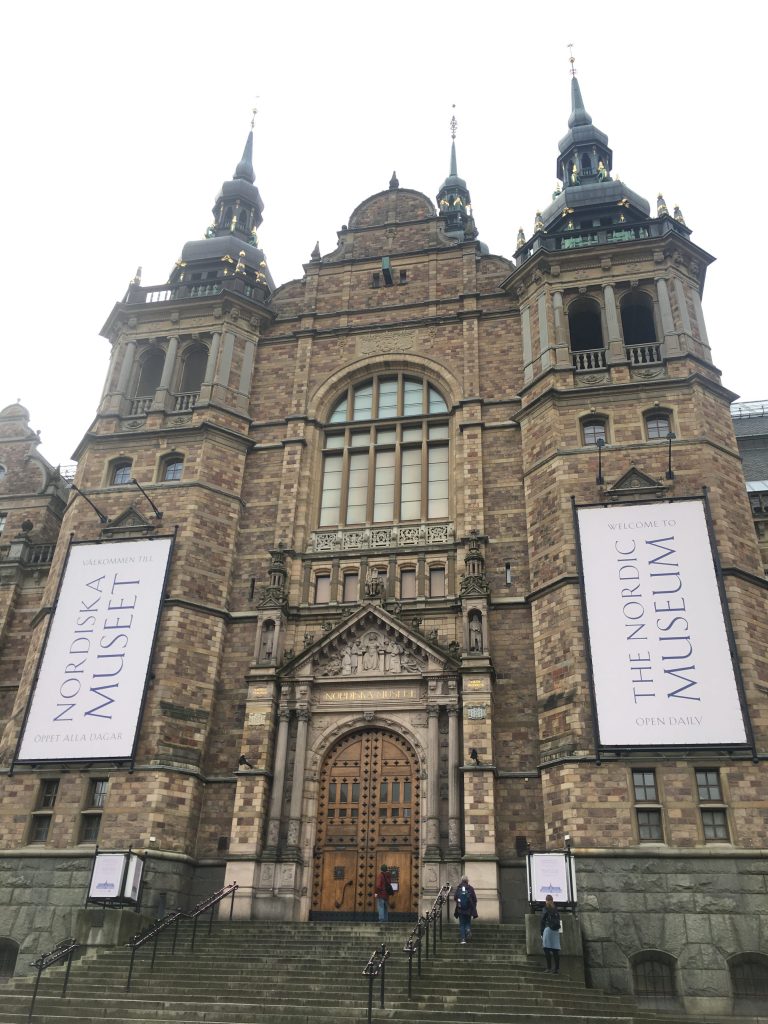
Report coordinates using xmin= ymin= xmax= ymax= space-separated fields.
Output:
xmin=374 ymin=864 xmax=393 ymax=922
xmin=540 ymin=894 xmax=562 ymax=974
xmin=453 ymin=875 xmax=477 ymax=944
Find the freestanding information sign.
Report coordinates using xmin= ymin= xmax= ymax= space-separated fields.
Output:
xmin=526 ymin=851 xmax=577 ymax=910
xmin=86 ymin=849 xmax=145 ymax=908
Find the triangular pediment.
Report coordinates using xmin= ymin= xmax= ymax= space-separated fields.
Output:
xmin=101 ymin=505 xmax=156 ymax=536
xmin=280 ymin=603 xmax=459 ymax=681
xmin=608 ymin=466 xmax=664 ymax=495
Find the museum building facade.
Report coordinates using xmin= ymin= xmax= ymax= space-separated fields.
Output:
xmin=0 ymin=77 xmax=767 ymax=1015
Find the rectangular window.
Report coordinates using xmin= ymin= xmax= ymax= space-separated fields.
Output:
xmin=29 ymin=815 xmax=51 ymax=844
xmin=429 ymin=566 xmax=446 ymax=598
xmin=701 ymin=808 xmax=729 ymax=841
xmin=637 ymin=808 xmax=663 ymax=842
xmin=400 ymin=448 xmax=422 ymax=520
xmin=400 ymin=569 xmax=416 ymax=599
xmin=0 ymin=513 xmax=6 ymax=535
xmin=314 ymin=574 xmax=331 ymax=604
xmin=403 ymin=380 xmax=423 ymax=416
xmin=428 ymin=444 xmax=449 ymax=519
xmin=377 ymin=380 xmax=398 ymax=419
xmin=342 ymin=573 xmax=359 ymax=603
xmin=319 ymin=454 xmax=343 ymax=527
xmin=88 ymin=779 xmax=109 ymax=809
xmin=38 ymin=779 xmax=59 ymax=809
xmin=373 ymin=450 xmax=395 ymax=523
xmin=352 ymin=383 xmax=373 ymax=421
xmin=79 ymin=814 xmax=101 ymax=844
xmin=695 ymin=769 xmax=722 ymax=802
xmin=346 ymin=452 xmax=369 ymax=525
xmin=632 ymin=769 xmax=658 ymax=802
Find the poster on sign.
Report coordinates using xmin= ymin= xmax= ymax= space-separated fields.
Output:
xmin=17 ymin=536 xmax=173 ymax=762
xmin=88 ymin=852 xmax=126 ymax=900
xmin=527 ymin=853 xmax=577 ymax=905
xmin=576 ymin=500 xmax=748 ymax=747
xmin=123 ymin=853 xmax=144 ymax=903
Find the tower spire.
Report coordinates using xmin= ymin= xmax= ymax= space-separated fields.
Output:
xmin=436 ymin=106 xmax=476 ymax=242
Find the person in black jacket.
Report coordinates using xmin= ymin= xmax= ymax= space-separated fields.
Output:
xmin=454 ymin=875 xmax=477 ymax=944
xmin=540 ymin=894 xmax=561 ymax=974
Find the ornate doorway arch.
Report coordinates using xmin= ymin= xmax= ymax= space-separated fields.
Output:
xmin=311 ymin=727 xmax=420 ymax=918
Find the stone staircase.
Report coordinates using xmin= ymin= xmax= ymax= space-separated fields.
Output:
xmin=0 ymin=920 xmax=763 ymax=1024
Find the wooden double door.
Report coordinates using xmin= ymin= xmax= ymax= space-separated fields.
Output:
xmin=312 ymin=728 xmax=420 ymax=916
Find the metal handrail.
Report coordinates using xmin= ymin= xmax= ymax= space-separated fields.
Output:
xmin=403 ymin=883 xmax=451 ymax=998
xmin=28 ymin=938 xmax=79 ymax=1022
xmin=125 ymin=882 xmax=238 ymax=990
xmin=362 ymin=943 xmax=390 ymax=1024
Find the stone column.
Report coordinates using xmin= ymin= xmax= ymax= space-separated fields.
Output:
xmin=552 ymin=291 xmax=571 ymax=367
xmin=286 ymin=709 xmax=309 ymax=854
xmin=216 ymin=331 xmax=235 ymax=387
xmin=689 ymin=288 xmax=712 ymax=358
xmin=425 ymin=705 xmax=441 ymax=858
xmin=521 ymin=305 xmax=534 ymax=383
xmin=603 ymin=284 xmax=625 ymax=362
xmin=115 ymin=340 xmax=136 ymax=397
xmin=538 ymin=294 xmax=552 ymax=371
xmin=204 ymin=331 xmax=221 ymax=384
xmin=656 ymin=278 xmax=680 ymax=355
xmin=264 ymin=707 xmax=291 ymax=853
xmin=153 ymin=335 xmax=178 ymax=411
xmin=447 ymin=705 xmax=461 ymax=857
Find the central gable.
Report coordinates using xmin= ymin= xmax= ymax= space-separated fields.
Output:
xmin=282 ymin=603 xmax=457 ymax=681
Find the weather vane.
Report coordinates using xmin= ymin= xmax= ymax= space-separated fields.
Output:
xmin=250 ymin=99 xmax=260 ymax=129
xmin=450 ymin=103 xmax=457 ymax=141
xmin=567 ymin=44 xmax=576 ymax=77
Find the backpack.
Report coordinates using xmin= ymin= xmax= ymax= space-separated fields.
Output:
xmin=547 ymin=909 xmax=561 ymax=932
xmin=385 ymin=881 xmax=394 ymax=896
xmin=456 ymin=885 xmax=472 ymax=912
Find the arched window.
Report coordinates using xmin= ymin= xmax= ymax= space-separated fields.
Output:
xmin=645 ymin=412 xmax=671 ymax=440
xmin=730 ymin=954 xmax=768 ymax=1014
xmin=582 ymin=418 xmax=608 ymax=446
xmin=632 ymin=952 xmax=680 ymax=1011
xmin=0 ymin=938 xmax=19 ymax=979
xmin=320 ymin=375 xmax=450 ymax=528
xmin=400 ymin=567 xmax=417 ymax=600
xmin=161 ymin=456 xmax=184 ymax=482
xmin=110 ymin=460 xmax=132 ymax=486
xmin=581 ymin=153 xmax=592 ymax=174
xmin=258 ymin=620 xmax=275 ymax=662
xmin=621 ymin=293 xmax=658 ymax=344
xmin=179 ymin=345 xmax=207 ymax=394
xmin=568 ymin=298 xmax=604 ymax=352
xmin=134 ymin=349 xmax=164 ymax=397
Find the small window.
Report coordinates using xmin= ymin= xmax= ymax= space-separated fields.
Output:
xmin=372 ymin=272 xmax=380 ymax=288
xmin=0 ymin=465 xmax=6 ymax=482
xmin=399 ymin=270 xmax=407 ymax=285
xmin=400 ymin=569 xmax=416 ymax=600
xmin=696 ymin=768 xmax=730 ymax=841
xmin=342 ymin=572 xmax=359 ymax=603
xmin=162 ymin=458 xmax=184 ymax=482
xmin=646 ymin=413 xmax=671 ymax=440
xmin=88 ymin=778 xmax=109 ymax=809
xmin=38 ymin=779 xmax=59 ymax=809
xmin=633 ymin=769 xmax=663 ymax=842
xmin=0 ymin=512 xmax=6 ymax=535
xmin=633 ymin=955 xmax=679 ymax=1010
xmin=429 ymin=566 xmax=446 ymax=598
xmin=637 ymin=808 xmax=664 ymax=842
xmin=582 ymin=419 xmax=607 ymax=446
xmin=696 ymin=768 xmax=723 ymax=802
xmin=633 ymin=769 xmax=657 ymax=802
xmin=79 ymin=814 xmax=101 ymax=844
xmin=29 ymin=815 xmax=51 ymax=844
xmin=701 ymin=809 xmax=729 ymax=841
xmin=314 ymin=574 xmax=331 ymax=604
xmin=111 ymin=461 xmax=132 ymax=486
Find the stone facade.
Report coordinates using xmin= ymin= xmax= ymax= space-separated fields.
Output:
xmin=0 ymin=80 xmax=767 ymax=1014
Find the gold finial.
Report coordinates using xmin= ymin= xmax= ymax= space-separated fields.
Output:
xmin=450 ymin=103 xmax=457 ymax=140
xmin=250 ymin=100 xmax=260 ymax=129
xmin=568 ymin=43 xmax=576 ymax=77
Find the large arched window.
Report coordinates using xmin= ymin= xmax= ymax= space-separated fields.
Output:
xmin=568 ymin=297 xmax=604 ymax=352
xmin=179 ymin=344 xmax=207 ymax=394
xmin=319 ymin=375 xmax=449 ymax=528
xmin=134 ymin=349 xmax=164 ymax=397
xmin=632 ymin=952 xmax=680 ymax=1011
xmin=621 ymin=292 xmax=658 ymax=344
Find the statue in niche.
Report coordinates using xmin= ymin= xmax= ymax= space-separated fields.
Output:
xmin=387 ymin=639 xmax=403 ymax=673
xmin=469 ymin=612 xmax=483 ymax=653
xmin=341 ymin=648 xmax=353 ymax=675
xmin=362 ymin=632 xmax=381 ymax=671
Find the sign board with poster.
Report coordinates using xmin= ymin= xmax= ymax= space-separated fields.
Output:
xmin=86 ymin=850 xmax=146 ymax=908
xmin=527 ymin=852 xmax=577 ymax=909
xmin=16 ymin=536 xmax=173 ymax=764
xmin=575 ymin=499 xmax=749 ymax=749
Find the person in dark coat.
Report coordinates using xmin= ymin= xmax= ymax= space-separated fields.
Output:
xmin=540 ymin=894 xmax=561 ymax=974
xmin=374 ymin=864 xmax=392 ymax=922
xmin=453 ymin=875 xmax=477 ymax=944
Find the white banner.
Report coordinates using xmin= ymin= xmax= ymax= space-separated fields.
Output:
xmin=18 ymin=537 xmax=172 ymax=761
xmin=577 ymin=501 xmax=747 ymax=746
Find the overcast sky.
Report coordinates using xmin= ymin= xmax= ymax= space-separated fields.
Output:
xmin=1 ymin=1 xmax=765 ymax=467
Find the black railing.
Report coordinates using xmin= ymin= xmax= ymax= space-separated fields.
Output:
xmin=27 ymin=938 xmax=79 ymax=1022
xmin=403 ymin=883 xmax=451 ymax=999
xmin=362 ymin=943 xmax=390 ymax=1024
xmin=125 ymin=882 xmax=238 ymax=990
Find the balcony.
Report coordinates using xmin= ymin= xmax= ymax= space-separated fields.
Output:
xmin=571 ymin=348 xmax=607 ymax=371
xmin=626 ymin=343 xmax=662 ymax=365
